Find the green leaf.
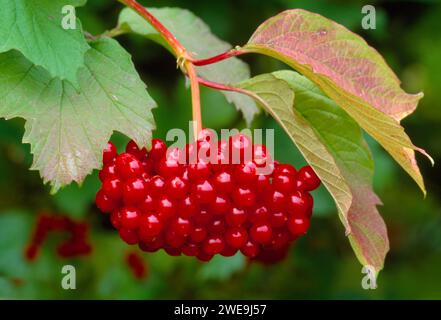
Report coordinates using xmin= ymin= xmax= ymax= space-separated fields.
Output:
xmin=0 ymin=0 xmax=90 ymax=86
xmin=238 ymin=71 xmax=389 ymax=273
xmin=245 ymin=9 xmax=432 ymax=194
xmin=118 ymin=7 xmax=258 ymax=125
xmin=0 ymin=38 xmax=156 ymax=192
xmin=274 ymin=71 xmax=389 ymax=273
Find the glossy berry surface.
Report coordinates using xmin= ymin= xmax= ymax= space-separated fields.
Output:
xmin=96 ymin=135 xmax=321 ymax=263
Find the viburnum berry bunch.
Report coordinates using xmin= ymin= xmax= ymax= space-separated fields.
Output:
xmin=95 ymin=131 xmax=321 ymax=262
xmin=25 ymin=212 xmax=92 ymax=261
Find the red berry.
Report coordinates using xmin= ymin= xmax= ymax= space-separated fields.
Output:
xmin=96 ymin=190 xmax=118 ymax=213
xmin=158 ymin=156 xmax=182 ymax=179
xmin=156 ymin=196 xmax=176 ymax=221
xmin=120 ymin=207 xmax=141 ymax=230
xmin=265 ymin=189 xmax=286 ymax=211
xmin=286 ymin=191 xmax=313 ymax=217
xmin=139 ymin=236 xmax=163 ymax=252
xmin=248 ymin=205 xmax=269 ymax=224
xmin=192 ymin=180 xmax=216 ymax=204
xmin=203 ymin=236 xmax=225 ymax=255
xmin=115 ymin=153 xmax=143 ymax=180
xmin=297 ymin=166 xmax=321 ymax=191
xmin=225 ymin=227 xmax=248 ymax=249
xmin=163 ymin=246 xmax=182 ymax=256
xmin=225 ymin=207 xmax=247 ymax=226
xmin=271 ymin=229 xmax=291 ymax=250
xmin=182 ymin=243 xmax=199 ymax=257
xmin=103 ymin=142 xmax=117 ymax=165
xmin=229 ymin=133 xmax=252 ymax=164
xmin=188 ymin=159 xmax=211 ymax=180
xmin=149 ymin=175 xmax=166 ymax=195
xmin=166 ymin=176 xmax=188 ymax=199
xmin=102 ymin=178 xmax=123 ymax=199
xmin=125 ymin=140 xmax=140 ymax=158
xmin=287 ymin=216 xmax=310 ymax=236
xmin=221 ymin=246 xmax=238 ymax=257
xmin=119 ymin=228 xmax=139 ymax=245
xmin=256 ymin=174 xmax=270 ymax=193
xmin=234 ymin=161 xmax=257 ymax=185
xmin=190 ymin=226 xmax=207 ymax=242
xmin=193 ymin=208 xmax=211 ymax=225
xmin=208 ymin=195 xmax=231 ymax=215
xmin=139 ymin=193 xmax=156 ymax=213
xmin=213 ymin=171 xmax=234 ymax=194
xmin=197 ymin=252 xmax=213 ymax=262
xmin=273 ymin=164 xmax=296 ymax=177
xmin=208 ymin=218 xmax=226 ymax=234
xmin=110 ymin=210 xmax=122 ymax=229
xmin=123 ymin=178 xmax=147 ymax=205
xmin=139 ymin=214 xmax=162 ymax=239
xmin=170 ymin=217 xmax=192 ymax=237
xmin=178 ymin=195 xmax=199 ymax=218
xmin=99 ymin=163 xmax=117 ymax=182
xmin=269 ymin=211 xmax=288 ymax=228
xmin=250 ymin=223 xmax=272 ymax=244
xmin=232 ymin=187 xmax=256 ymax=207
xmin=273 ymin=174 xmax=295 ymax=194
xmin=149 ymin=139 xmax=167 ymax=160
xmin=241 ymin=241 xmax=260 ymax=258
xmin=165 ymin=230 xmax=186 ymax=248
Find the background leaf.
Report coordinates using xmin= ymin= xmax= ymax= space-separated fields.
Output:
xmin=0 ymin=38 xmax=156 ymax=191
xmin=245 ymin=9 xmax=431 ymax=194
xmin=0 ymin=0 xmax=90 ymax=86
xmin=118 ymin=7 xmax=258 ymax=125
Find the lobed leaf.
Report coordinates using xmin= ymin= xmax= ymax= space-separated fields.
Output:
xmin=0 ymin=38 xmax=156 ymax=192
xmin=245 ymin=9 xmax=432 ymax=194
xmin=0 ymin=0 xmax=90 ymax=86
xmin=118 ymin=7 xmax=258 ymax=125
xmin=239 ymin=71 xmax=389 ymax=273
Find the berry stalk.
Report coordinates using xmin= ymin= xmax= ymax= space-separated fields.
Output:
xmin=190 ymin=48 xmax=245 ymax=66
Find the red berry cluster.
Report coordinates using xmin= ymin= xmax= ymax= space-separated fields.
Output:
xmin=25 ymin=212 xmax=92 ymax=261
xmin=96 ymin=131 xmax=320 ymax=262
xmin=125 ymin=251 xmax=148 ymax=280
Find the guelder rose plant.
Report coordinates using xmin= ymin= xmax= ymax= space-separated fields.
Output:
xmin=0 ymin=0 xmax=433 ymax=274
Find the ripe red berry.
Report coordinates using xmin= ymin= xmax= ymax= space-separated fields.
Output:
xmin=229 ymin=133 xmax=252 ymax=164
xmin=232 ymin=187 xmax=256 ymax=207
xmin=103 ymin=142 xmax=117 ymax=165
xmin=156 ymin=196 xmax=176 ymax=221
xmin=273 ymin=174 xmax=295 ymax=194
xmin=296 ymin=165 xmax=321 ymax=191
xmin=178 ymin=195 xmax=199 ymax=218
xmin=139 ymin=236 xmax=163 ymax=252
xmin=255 ymin=174 xmax=270 ymax=193
xmin=170 ymin=217 xmax=192 ymax=237
xmin=166 ymin=176 xmax=188 ymax=199
xmin=234 ymin=161 xmax=257 ymax=185
xmin=207 ymin=218 xmax=226 ymax=234
xmin=269 ymin=211 xmax=288 ymax=228
xmin=221 ymin=246 xmax=238 ymax=257
xmin=212 ymin=171 xmax=234 ymax=194
xmin=165 ymin=230 xmax=186 ymax=248
xmin=286 ymin=191 xmax=313 ymax=217
xmin=102 ymin=178 xmax=123 ymax=199
xmin=208 ymin=195 xmax=231 ymax=215
xmin=99 ymin=163 xmax=117 ymax=182
xmin=139 ymin=193 xmax=156 ymax=213
xmin=225 ymin=207 xmax=247 ymax=226
xmin=96 ymin=190 xmax=118 ymax=213
xmin=192 ymin=180 xmax=216 ymax=204
xmin=250 ymin=223 xmax=273 ymax=244
xmin=182 ymin=242 xmax=199 ymax=257
xmin=265 ymin=189 xmax=286 ymax=211
xmin=157 ymin=156 xmax=182 ymax=179
xmin=119 ymin=228 xmax=139 ymax=245
xmin=203 ymin=236 xmax=225 ymax=255
xmin=116 ymin=153 xmax=143 ymax=180
xmin=110 ymin=210 xmax=122 ymax=229
xmin=190 ymin=226 xmax=207 ymax=243
xmin=225 ymin=227 xmax=248 ymax=249
xmin=139 ymin=214 xmax=162 ymax=239
xmin=287 ymin=216 xmax=310 ymax=236
xmin=193 ymin=208 xmax=211 ymax=225
xmin=120 ymin=207 xmax=141 ymax=230
xmin=249 ymin=205 xmax=270 ymax=224
xmin=188 ymin=159 xmax=211 ymax=181
xmin=125 ymin=140 xmax=140 ymax=158
xmin=149 ymin=175 xmax=166 ymax=195
xmin=273 ymin=164 xmax=296 ymax=177
xmin=149 ymin=139 xmax=167 ymax=160
xmin=123 ymin=178 xmax=147 ymax=205
xmin=241 ymin=241 xmax=260 ymax=258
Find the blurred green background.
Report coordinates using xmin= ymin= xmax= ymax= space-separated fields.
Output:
xmin=1 ymin=0 xmax=440 ymax=299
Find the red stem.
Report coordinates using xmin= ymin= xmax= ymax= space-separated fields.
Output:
xmin=190 ymin=48 xmax=245 ymax=66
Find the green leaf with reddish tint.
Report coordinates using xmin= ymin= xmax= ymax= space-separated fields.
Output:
xmin=238 ymin=71 xmax=389 ymax=273
xmin=245 ymin=9 xmax=432 ymax=194
xmin=0 ymin=0 xmax=90 ymax=87
xmin=273 ymin=70 xmax=389 ymax=273
xmin=118 ymin=7 xmax=258 ymax=125
xmin=0 ymin=38 xmax=156 ymax=192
